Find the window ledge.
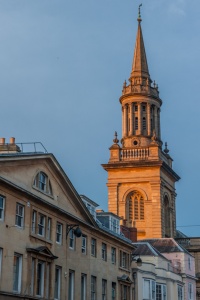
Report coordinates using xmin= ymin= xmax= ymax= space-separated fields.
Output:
xmin=32 ymin=186 xmax=54 ymax=199
xmin=30 ymin=233 xmax=53 ymax=245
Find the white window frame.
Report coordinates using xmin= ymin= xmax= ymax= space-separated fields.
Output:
xmin=156 ymin=283 xmax=167 ymax=300
xmin=38 ymin=213 xmax=45 ymax=236
xmin=46 ymin=217 xmax=51 ymax=240
xmin=102 ymin=243 xmax=107 ymax=261
xmin=0 ymin=195 xmax=5 ymax=221
xmin=54 ymin=266 xmax=61 ymax=300
xmin=69 ymin=229 xmax=75 ymax=249
xmin=15 ymin=203 xmax=24 ymax=228
xmin=112 ymin=282 xmax=116 ymax=300
xmin=178 ymin=285 xmax=183 ymax=300
xmin=31 ymin=210 xmax=36 ymax=234
xmin=56 ymin=222 xmax=62 ymax=244
xmin=36 ymin=261 xmax=45 ymax=297
xmin=13 ymin=253 xmax=22 ymax=293
xmin=68 ymin=270 xmax=75 ymax=300
xmin=91 ymin=238 xmax=96 ymax=257
xmin=82 ymin=236 xmax=87 ymax=254
xmin=81 ymin=273 xmax=87 ymax=300
xmin=91 ymin=276 xmax=96 ymax=300
xmin=102 ymin=279 xmax=107 ymax=300
xmin=111 ymin=247 xmax=116 ymax=264
xmin=143 ymin=278 xmax=156 ymax=300
xmin=188 ymin=282 xmax=193 ymax=300
xmin=30 ymin=258 xmax=35 ymax=296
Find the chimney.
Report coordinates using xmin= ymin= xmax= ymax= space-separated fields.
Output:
xmin=0 ymin=137 xmax=21 ymax=154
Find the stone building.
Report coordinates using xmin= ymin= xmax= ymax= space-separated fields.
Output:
xmin=0 ymin=139 xmax=136 ymax=300
xmin=102 ymin=11 xmax=180 ymax=240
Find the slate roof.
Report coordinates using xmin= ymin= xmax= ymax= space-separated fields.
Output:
xmin=141 ymin=238 xmax=190 ymax=254
xmin=132 ymin=242 xmax=169 ymax=261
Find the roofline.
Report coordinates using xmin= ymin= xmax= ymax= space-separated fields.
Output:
xmin=0 ymin=176 xmax=135 ymax=248
xmin=0 ymin=152 xmax=97 ymax=227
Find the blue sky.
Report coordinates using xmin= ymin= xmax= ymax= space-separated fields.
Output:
xmin=0 ymin=0 xmax=200 ymax=236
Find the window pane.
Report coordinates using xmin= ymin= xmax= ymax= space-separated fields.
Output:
xmin=13 ymin=253 xmax=22 ymax=293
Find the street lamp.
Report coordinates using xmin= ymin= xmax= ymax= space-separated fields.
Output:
xmin=132 ymin=254 xmax=142 ymax=267
xmin=66 ymin=224 xmax=82 ymax=238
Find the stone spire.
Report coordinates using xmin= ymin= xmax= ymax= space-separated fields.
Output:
xmin=130 ymin=6 xmax=151 ymax=84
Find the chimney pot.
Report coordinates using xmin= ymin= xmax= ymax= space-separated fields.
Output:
xmin=0 ymin=138 xmax=5 ymax=144
xmin=10 ymin=137 xmax=15 ymax=144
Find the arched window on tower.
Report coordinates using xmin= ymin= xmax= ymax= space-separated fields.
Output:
xmin=164 ymin=195 xmax=170 ymax=237
xmin=126 ymin=191 xmax=144 ymax=223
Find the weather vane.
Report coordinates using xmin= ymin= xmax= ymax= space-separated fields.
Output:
xmin=138 ymin=3 xmax=142 ymax=21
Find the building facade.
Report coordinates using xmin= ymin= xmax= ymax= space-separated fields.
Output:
xmin=0 ymin=140 xmax=136 ymax=300
xmin=102 ymin=13 xmax=180 ymax=240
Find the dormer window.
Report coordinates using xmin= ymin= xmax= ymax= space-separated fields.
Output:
xmin=34 ymin=172 xmax=53 ymax=196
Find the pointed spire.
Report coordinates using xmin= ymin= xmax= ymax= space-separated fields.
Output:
xmin=130 ymin=5 xmax=151 ymax=83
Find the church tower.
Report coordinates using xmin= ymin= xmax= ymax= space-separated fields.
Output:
xmin=102 ymin=10 xmax=180 ymax=240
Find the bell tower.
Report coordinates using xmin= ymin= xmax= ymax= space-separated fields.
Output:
xmin=102 ymin=9 xmax=180 ymax=240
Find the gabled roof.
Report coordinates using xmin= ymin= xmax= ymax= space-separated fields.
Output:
xmin=141 ymin=238 xmax=191 ymax=254
xmin=0 ymin=152 xmax=97 ymax=227
xmin=132 ymin=242 xmax=169 ymax=261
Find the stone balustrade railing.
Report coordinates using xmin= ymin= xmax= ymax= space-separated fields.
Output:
xmin=121 ymin=147 xmax=150 ymax=161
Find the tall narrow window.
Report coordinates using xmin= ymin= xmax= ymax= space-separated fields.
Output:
xmin=0 ymin=196 xmax=5 ymax=221
xmin=30 ymin=258 xmax=35 ymax=295
xmin=13 ymin=253 xmax=22 ymax=293
xmin=91 ymin=276 xmax=96 ymax=300
xmin=54 ymin=266 xmax=61 ymax=300
xmin=178 ymin=285 xmax=183 ymax=300
xmin=69 ymin=229 xmax=75 ymax=249
xmin=46 ymin=217 xmax=51 ymax=240
xmin=39 ymin=172 xmax=47 ymax=192
xmin=68 ymin=270 xmax=75 ymax=300
xmin=120 ymin=251 xmax=129 ymax=269
xmin=33 ymin=171 xmax=53 ymax=195
xmin=188 ymin=283 xmax=193 ymax=300
xmin=46 ymin=263 xmax=50 ymax=299
xmin=15 ymin=203 xmax=24 ymax=228
xmin=102 ymin=279 xmax=107 ymax=300
xmin=38 ymin=214 xmax=45 ymax=236
xmin=112 ymin=282 xmax=116 ymax=300
xmin=36 ymin=261 xmax=44 ymax=296
xmin=82 ymin=236 xmax=87 ymax=254
xmin=31 ymin=210 xmax=36 ymax=234
xmin=81 ymin=274 xmax=87 ymax=300
xmin=102 ymin=243 xmax=107 ymax=261
xmin=156 ymin=283 xmax=167 ymax=300
xmin=111 ymin=247 xmax=116 ymax=264
xmin=56 ymin=222 xmax=62 ymax=244
xmin=126 ymin=191 xmax=145 ymax=222
xmin=91 ymin=238 xmax=96 ymax=257
xmin=135 ymin=105 xmax=138 ymax=112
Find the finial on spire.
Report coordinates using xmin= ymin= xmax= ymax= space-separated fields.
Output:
xmin=138 ymin=4 xmax=142 ymax=22
xmin=113 ymin=131 xmax=119 ymax=144
xmin=164 ymin=142 xmax=169 ymax=154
